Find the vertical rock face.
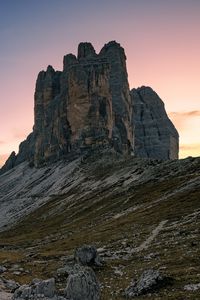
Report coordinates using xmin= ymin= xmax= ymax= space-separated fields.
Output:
xmin=77 ymin=42 xmax=96 ymax=59
xmin=34 ymin=65 xmax=71 ymax=166
xmin=66 ymin=44 xmax=113 ymax=151
xmin=100 ymin=41 xmax=133 ymax=152
xmin=1 ymin=41 xmax=179 ymax=173
xmin=131 ymin=86 xmax=179 ymax=159
xmin=32 ymin=41 xmax=132 ymax=167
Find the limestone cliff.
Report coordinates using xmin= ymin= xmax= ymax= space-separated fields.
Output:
xmin=131 ymin=86 xmax=179 ymax=159
xmin=66 ymin=43 xmax=113 ymax=152
xmin=32 ymin=41 xmax=132 ymax=167
xmin=100 ymin=41 xmax=133 ymax=152
xmin=0 ymin=41 xmax=179 ymax=173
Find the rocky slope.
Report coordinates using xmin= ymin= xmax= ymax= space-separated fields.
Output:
xmin=1 ymin=41 xmax=178 ymax=174
xmin=0 ymin=153 xmax=199 ymax=299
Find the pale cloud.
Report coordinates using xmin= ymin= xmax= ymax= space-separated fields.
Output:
xmin=169 ymin=110 xmax=200 ymax=117
xmin=169 ymin=110 xmax=200 ymax=130
xmin=170 ymin=111 xmax=200 ymax=157
xmin=180 ymin=144 xmax=200 ymax=150
xmin=179 ymin=144 xmax=200 ymax=158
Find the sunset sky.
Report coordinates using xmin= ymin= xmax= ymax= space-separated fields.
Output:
xmin=0 ymin=0 xmax=200 ymax=166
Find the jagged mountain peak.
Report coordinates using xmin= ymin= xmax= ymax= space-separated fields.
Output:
xmin=1 ymin=41 xmax=178 ymax=174
xmin=77 ymin=42 xmax=96 ymax=59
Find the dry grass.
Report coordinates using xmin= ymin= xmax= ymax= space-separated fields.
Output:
xmin=0 ymin=156 xmax=199 ymax=299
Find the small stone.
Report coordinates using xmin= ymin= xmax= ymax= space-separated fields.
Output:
xmin=184 ymin=283 xmax=200 ymax=291
xmin=12 ymin=271 xmax=21 ymax=276
xmin=0 ymin=266 xmax=7 ymax=273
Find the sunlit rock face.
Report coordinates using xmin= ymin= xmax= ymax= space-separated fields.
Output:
xmin=131 ymin=86 xmax=179 ymax=160
xmin=1 ymin=41 xmax=179 ymax=173
xmin=33 ymin=41 xmax=133 ymax=166
xmin=66 ymin=43 xmax=113 ymax=152
xmin=34 ymin=42 xmax=132 ymax=166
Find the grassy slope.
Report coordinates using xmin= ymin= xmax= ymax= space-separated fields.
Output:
xmin=0 ymin=156 xmax=199 ymax=299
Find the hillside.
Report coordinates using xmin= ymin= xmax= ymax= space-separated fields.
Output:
xmin=0 ymin=153 xmax=199 ymax=299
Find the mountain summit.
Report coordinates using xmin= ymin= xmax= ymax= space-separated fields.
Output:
xmin=1 ymin=41 xmax=178 ymax=173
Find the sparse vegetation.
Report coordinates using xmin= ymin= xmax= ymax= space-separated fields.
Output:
xmin=0 ymin=156 xmax=199 ymax=299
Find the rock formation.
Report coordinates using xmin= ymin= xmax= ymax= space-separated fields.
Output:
xmin=13 ymin=278 xmax=65 ymax=300
xmin=125 ymin=269 xmax=171 ymax=297
xmin=131 ymin=86 xmax=179 ymax=159
xmin=12 ymin=247 xmax=101 ymax=300
xmin=0 ymin=151 xmax=16 ymax=174
xmin=0 ymin=41 xmax=179 ymax=173
xmin=64 ymin=265 xmax=100 ymax=300
xmin=74 ymin=245 xmax=102 ymax=267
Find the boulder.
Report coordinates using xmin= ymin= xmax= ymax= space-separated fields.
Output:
xmin=125 ymin=269 xmax=170 ymax=297
xmin=74 ymin=245 xmax=102 ymax=267
xmin=64 ymin=264 xmax=100 ymax=300
xmin=13 ymin=278 xmax=65 ymax=300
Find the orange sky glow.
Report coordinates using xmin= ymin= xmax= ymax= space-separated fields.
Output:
xmin=0 ymin=1 xmax=199 ymax=167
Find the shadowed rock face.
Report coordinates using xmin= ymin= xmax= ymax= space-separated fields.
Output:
xmin=100 ymin=41 xmax=133 ymax=152
xmin=0 ymin=151 xmax=16 ymax=174
xmin=131 ymin=86 xmax=179 ymax=160
xmin=34 ymin=65 xmax=69 ymax=166
xmin=1 ymin=41 xmax=179 ymax=173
